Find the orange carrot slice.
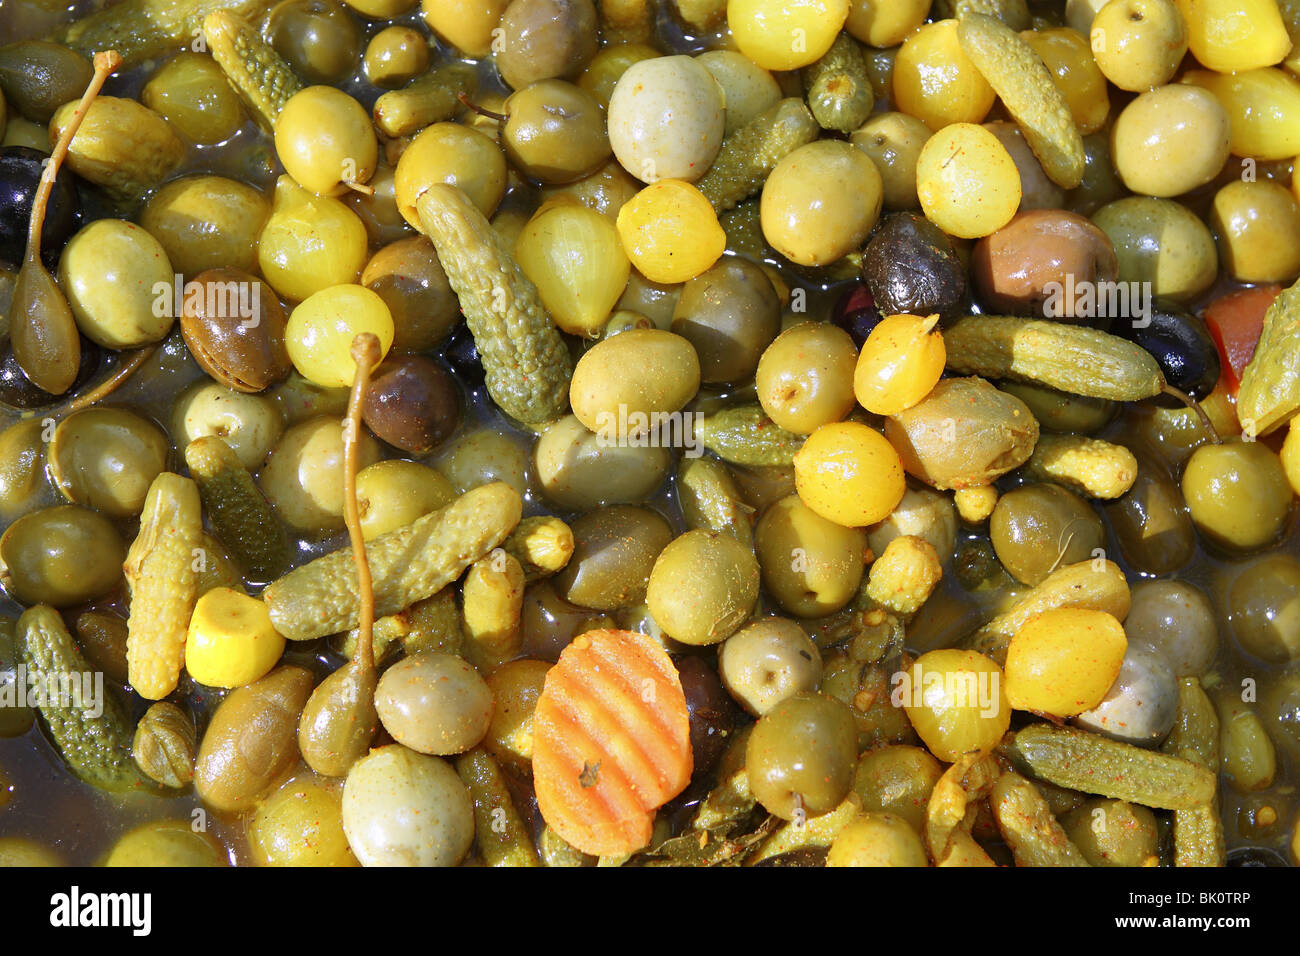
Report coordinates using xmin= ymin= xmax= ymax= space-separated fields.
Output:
xmin=532 ymin=629 xmax=692 ymax=857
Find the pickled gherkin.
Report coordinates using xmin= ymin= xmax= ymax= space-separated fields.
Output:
xmin=203 ymin=10 xmax=303 ymax=130
xmin=455 ymin=749 xmax=540 ymax=867
xmin=677 ymin=456 xmax=755 ymax=549
xmin=416 ymin=184 xmax=572 ymax=426
xmin=373 ymin=62 xmax=478 ymax=139
xmin=695 ymin=405 xmax=805 ymax=467
xmin=696 ymin=99 xmax=819 ymax=214
xmin=50 ymin=0 xmax=272 ymax=66
xmin=185 ymin=436 xmax=289 ymax=581
xmin=1236 ymin=277 xmax=1300 ymax=435
xmin=18 ymin=606 xmax=148 ymax=793
xmin=802 ymin=34 xmax=873 ymax=134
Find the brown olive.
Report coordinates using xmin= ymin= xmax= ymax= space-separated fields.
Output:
xmin=670 ymin=257 xmax=782 ymax=384
xmin=73 ymin=611 xmax=130 ymax=685
xmin=989 ymin=483 xmax=1104 ymax=586
xmin=267 ymin=0 xmax=362 ymax=85
xmin=0 ymin=40 xmax=93 ymax=124
xmin=503 ymin=79 xmax=611 ymax=185
xmin=1103 ymin=452 xmax=1195 ymax=575
xmin=0 ymin=505 xmax=126 ymax=607
xmin=361 ymin=354 xmax=460 ymax=455
xmin=180 ymin=268 xmax=292 ymax=393
xmin=361 ymin=236 xmax=459 ymax=351
xmin=861 ymin=211 xmax=965 ymax=318
xmin=495 ymin=0 xmax=598 ymax=91
xmin=971 ymin=209 xmax=1119 ymax=319
xmin=677 ymin=654 xmax=737 ymax=776
xmin=519 ymin=579 xmax=611 ymax=661
xmin=552 ymin=504 xmax=673 ymax=611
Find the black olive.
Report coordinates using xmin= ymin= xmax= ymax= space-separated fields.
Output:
xmin=1110 ymin=305 xmax=1221 ymax=403
xmin=676 ymin=654 xmax=736 ymax=776
xmin=831 ymin=283 xmax=882 ymax=348
xmin=1226 ymin=847 xmax=1289 ymax=867
xmin=0 ymin=337 xmax=99 ymax=409
xmin=861 ymin=212 xmax=966 ymax=319
xmin=0 ymin=146 xmax=81 ymax=269
xmin=442 ymin=321 xmax=485 ymax=388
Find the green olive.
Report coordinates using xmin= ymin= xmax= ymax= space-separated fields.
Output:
xmin=568 ymin=329 xmax=701 ymax=435
xmin=718 ymin=617 xmax=821 ymax=715
xmin=0 ymin=40 xmax=93 ymax=124
xmin=355 ymin=460 xmax=455 ymax=540
xmin=822 ymin=651 xmax=917 ymax=750
xmin=755 ymin=321 xmax=859 ymax=435
xmin=756 ymin=494 xmax=867 ymax=617
xmin=542 ymin=159 xmax=642 ymax=223
xmin=259 ymin=416 xmax=381 ymax=532
xmin=248 ymin=776 xmax=357 ymax=866
xmin=394 ymin=122 xmax=508 ymax=227
xmin=275 ymin=86 xmax=378 ymax=196
xmin=436 ymin=428 xmax=530 ymax=498
xmin=363 ymin=25 xmax=430 ymax=89
xmin=827 ymin=811 xmax=928 ymax=867
xmin=1063 ymin=798 xmax=1160 ymax=866
xmin=0 ymin=505 xmax=125 ymax=607
xmin=534 ymin=414 xmax=672 ymax=511
xmin=58 ymin=220 xmax=175 ymax=349
xmin=268 ymin=0 xmax=363 ymax=85
xmin=1069 ymin=131 xmax=1127 ymax=217
xmin=1093 ymin=197 xmax=1217 ymax=302
xmin=579 ymin=42 xmax=660 ymax=110
xmin=1210 ymin=180 xmax=1300 ymax=284
xmin=503 ymin=79 xmax=611 ymax=185
xmin=646 ymin=530 xmax=760 ymax=646
xmin=746 ymin=691 xmax=859 ymax=820
xmin=1089 ymin=0 xmax=1188 ymax=91
xmin=48 ymin=408 xmax=169 ymax=517
xmin=345 ymin=164 xmax=413 ymax=247
xmin=553 ymin=504 xmax=673 ymax=611
xmin=850 ymin=111 xmax=931 ymax=210
xmin=852 ymin=744 xmax=943 ymax=832
xmin=171 ymin=382 xmax=285 ymax=471
xmin=141 ymin=52 xmax=244 ymax=144
xmin=0 ymin=418 xmax=51 ymax=523
xmin=984 ymin=121 xmax=1065 ymax=212
xmin=671 ymin=257 xmax=782 ymax=385
xmin=989 ymin=483 xmax=1105 ymax=586
xmin=141 ymin=176 xmax=270 ymax=279
xmin=999 ymin=381 xmax=1115 ymax=434
xmin=696 ymin=49 xmax=780 ymax=136
xmin=375 ymin=652 xmax=494 ymax=755
xmin=1181 ymin=440 xmax=1292 ymax=552
xmin=1125 ymin=579 xmax=1219 ymax=677
xmin=362 ymin=236 xmax=459 ymax=351
xmin=1103 ymin=452 xmax=1195 ymax=575
xmin=1228 ymin=556 xmax=1300 ymax=663
xmin=1110 ymin=85 xmax=1230 ymax=198
xmin=495 ymin=0 xmax=599 ymax=92
xmin=102 ymin=820 xmax=226 ymax=867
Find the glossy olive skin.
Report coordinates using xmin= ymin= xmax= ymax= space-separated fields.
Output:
xmin=553 ymin=504 xmax=673 ymax=611
xmin=678 ymin=654 xmax=737 ymax=775
xmin=0 ymin=41 xmax=94 ymax=124
xmin=194 ymin=666 xmax=314 ymax=813
xmin=852 ymin=744 xmax=943 ymax=832
xmin=0 ymin=418 xmax=49 ymax=521
xmin=1182 ymin=442 xmax=1292 ymax=553
xmin=267 ymin=0 xmax=362 ymax=85
xmin=746 ymin=692 xmax=859 ymax=820
xmin=361 ymin=354 xmax=459 ymax=455
xmin=0 ymin=623 xmax=34 ymax=737
xmin=503 ymin=80 xmax=610 ymax=184
xmin=862 ymin=212 xmax=966 ymax=318
xmin=971 ymin=209 xmax=1118 ymax=319
xmin=1110 ymin=307 xmax=1220 ymax=402
xmin=495 ymin=0 xmax=599 ymax=91
xmin=47 ymin=408 xmax=170 ymax=517
xmin=0 ymin=505 xmax=127 ymax=608
xmin=1104 ymin=452 xmax=1195 ymax=575
xmin=519 ymin=580 xmax=608 ymax=661
xmin=375 ymin=652 xmax=494 ymax=755
xmin=1125 ymin=579 xmax=1219 ymax=678
xmin=361 ymin=236 xmax=459 ymax=352
xmin=755 ymin=494 xmax=867 ymax=618
xmin=1063 ymin=799 xmax=1160 ymax=867
xmin=0 ymin=147 xmax=81 ymax=269
xmin=0 ymin=340 xmax=97 ymax=410
xmin=990 ymin=483 xmax=1104 ymax=586
xmin=1073 ymin=643 xmax=1179 ymax=746
xmin=647 ymin=530 xmax=760 ymax=646
xmin=534 ymin=414 xmax=672 ymax=510
xmin=1228 ymin=556 xmax=1300 ymax=663
xmin=1092 ymin=197 xmax=1217 ymax=303
xmin=180 ymin=269 xmax=291 ymax=393
xmin=756 ymin=321 xmax=859 ymax=434
xmin=671 ymin=257 xmax=781 ymax=384
xmin=718 ymin=617 xmax=822 ymax=716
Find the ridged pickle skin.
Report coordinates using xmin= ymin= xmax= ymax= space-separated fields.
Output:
xmin=185 ymin=436 xmax=290 ymax=581
xmin=203 ymin=10 xmax=304 ymax=131
xmin=1236 ymin=277 xmax=1300 ymax=435
xmin=50 ymin=0 xmax=271 ymax=65
xmin=696 ymin=404 xmax=805 ymax=467
xmin=696 ymin=99 xmax=820 ymax=214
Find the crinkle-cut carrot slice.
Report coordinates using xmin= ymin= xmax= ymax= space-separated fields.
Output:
xmin=533 ymin=629 xmax=693 ymax=857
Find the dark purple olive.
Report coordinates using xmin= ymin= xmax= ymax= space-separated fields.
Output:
xmin=0 ymin=147 xmax=81 ymax=269
xmin=1227 ymin=847 xmax=1289 ymax=867
xmin=831 ymin=283 xmax=882 ymax=348
xmin=0 ymin=337 xmax=99 ymax=409
xmin=676 ymin=654 xmax=736 ymax=776
xmin=861 ymin=212 xmax=966 ymax=319
xmin=1111 ymin=305 xmax=1221 ymax=403
xmin=442 ymin=321 xmax=484 ymax=388
xmin=362 ymin=353 xmax=460 ymax=455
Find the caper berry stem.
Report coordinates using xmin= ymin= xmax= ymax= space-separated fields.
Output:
xmin=61 ymin=345 xmax=158 ymax=416
xmin=457 ymin=91 xmax=508 ymax=124
xmin=1160 ymin=382 xmax=1223 ymax=446
xmin=344 ymin=332 xmax=382 ymax=672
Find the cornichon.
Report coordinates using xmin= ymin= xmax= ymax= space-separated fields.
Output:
xmin=1004 ymin=724 xmax=1217 ymax=810
xmin=696 ymin=99 xmax=819 ymax=214
xmin=802 ymin=34 xmax=874 ymax=134
xmin=18 ymin=605 xmax=148 ymax=793
xmin=1235 ymin=276 xmax=1300 ymax=435
xmin=332 ymin=588 xmax=464 ymax=662
xmin=263 ymin=481 xmax=522 ymax=641
xmin=125 ymin=472 xmax=202 ymax=701
xmin=50 ymin=0 xmax=270 ymax=65
xmin=957 ymin=14 xmax=1085 ymax=188
xmin=944 ymin=316 xmax=1165 ymax=402
xmin=695 ymin=404 xmax=805 ymax=467
xmin=455 ymin=749 xmax=540 ymax=868
xmin=964 ymin=559 xmax=1130 ymax=663
xmin=203 ymin=10 xmax=303 ymax=131
xmin=990 ymin=771 xmax=1090 ymax=867
xmin=677 ymin=456 xmax=755 ymax=550
xmin=1162 ymin=678 xmax=1226 ymax=867
xmin=185 ymin=436 xmax=289 ymax=581
xmin=373 ymin=62 xmax=477 ymax=139
xmin=935 ymin=0 xmax=1032 ymax=29
xmin=416 ymin=184 xmax=572 ymax=426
